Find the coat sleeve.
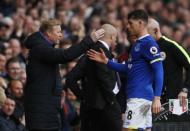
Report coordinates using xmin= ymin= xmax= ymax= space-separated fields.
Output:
xmin=31 ymin=36 xmax=94 ymax=64
xmin=65 ymin=56 xmax=86 ymax=99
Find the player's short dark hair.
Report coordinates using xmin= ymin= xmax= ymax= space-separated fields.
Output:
xmin=128 ymin=9 xmax=148 ymax=23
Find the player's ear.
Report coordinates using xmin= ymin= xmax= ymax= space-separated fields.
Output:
xmin=139 ymin=20 xmax=146 ymax=27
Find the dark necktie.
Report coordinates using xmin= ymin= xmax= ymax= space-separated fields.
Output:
xmin=116 ymin=72 xmax=121 ymax=89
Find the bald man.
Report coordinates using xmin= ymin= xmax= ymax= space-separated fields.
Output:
xmin=65 ymin=24 xmax=122 ymax=131
xmin=148 ymin=18 xmax=190 ymax=105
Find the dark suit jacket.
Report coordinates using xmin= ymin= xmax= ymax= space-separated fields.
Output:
xmin=84 ymin=41 xmax=118 ymax=109
xmin=65 ymin=41 xmax=117 ymax=109
xmin=24 ymin=31 xmax=94 ymax=130
xmin=65 ymin=55 xmax=86 ymax=100
xmin=65 ymin=41 xmax=122 ymax=131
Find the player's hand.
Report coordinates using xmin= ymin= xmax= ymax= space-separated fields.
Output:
xmin=90 ymin=29 xmax=105 ymax=42
xmin=178 ymin=91 xmax=187 ymax=106
xmin=87 ymin=48 xmax=108 ymax=64
xmin=152 ymin=97 xmax=161 ymax=114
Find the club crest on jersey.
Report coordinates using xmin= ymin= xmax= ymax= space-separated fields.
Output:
xmin=150 ymin=46 xmax=158 ymax=54
xmin=134 ymin=44 xmax=140 ymax=52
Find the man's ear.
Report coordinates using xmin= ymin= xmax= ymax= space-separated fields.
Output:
xmin=154 ymin=28 xmax=158 ymax=35
xmin=111 ymin=34 xmax=116 ymax=41
xmin=110 ymin=34 xmax=114 ymax=40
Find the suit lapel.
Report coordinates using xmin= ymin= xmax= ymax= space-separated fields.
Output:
xmin=96 ymin=41 xmax=113 ymax=59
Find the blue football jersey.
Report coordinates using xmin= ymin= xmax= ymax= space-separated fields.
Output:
xmin=126 ymin=34 xmax=162 ymax=100
xmin=107 ymin=34 xmax=163 ymax=101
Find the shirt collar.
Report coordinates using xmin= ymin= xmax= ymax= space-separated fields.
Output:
xmin=138 ymin=34 xmax=150 ymax=40
xmin=98 ymin=40 xmax=110 ymax=50
xmin=38 ymin=31 xmax=54 ymax=47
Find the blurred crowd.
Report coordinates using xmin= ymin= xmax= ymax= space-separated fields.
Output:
xmin=0 ymin=0 xmax=190 ymax=131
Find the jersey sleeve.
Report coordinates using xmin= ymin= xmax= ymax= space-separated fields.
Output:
xmin=107 ymin=59 xmax=128 ymax=74
xmin=140 ymin=39 xmax=162 ymax=64
xmin=140 ymin=38 xmax=164 ymax=97
xmin=151 ymin=61 xmax=164 ymax=96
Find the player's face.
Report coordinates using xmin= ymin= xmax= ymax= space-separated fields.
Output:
xmin=126 ymin=19 xmax=141 ymax=37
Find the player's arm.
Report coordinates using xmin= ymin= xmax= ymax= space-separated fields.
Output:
xmin=107 ymin=60 xmax=128 ymax=74
xmin=141 ymin=41 xmax=164 ymax=97
xmin=151 ymin=59 xmax=164 ymax=114
xmin=151 ymin=61 xmax=164 ymax=113
xmin=151 ymin=61 xmax=164 ymax=97
xmin=87 ymin=48 xmax=128 ymax=73
xmin=141 ymin=40 xmax=164 ymax=114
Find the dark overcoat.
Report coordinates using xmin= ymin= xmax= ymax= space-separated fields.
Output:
xmin=24 ymin=32 xmax=94 ymax=130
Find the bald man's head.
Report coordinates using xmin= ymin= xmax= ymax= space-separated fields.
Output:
xmin=100 ymin=24 xmax=118 ymax=51
xmin=101 ymin=24 xmax=117 ymax=38
xmin=148 ymin=18 xmax=160 ymax=29
xmin=147 ymin=18 xmax=162 ymax=40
